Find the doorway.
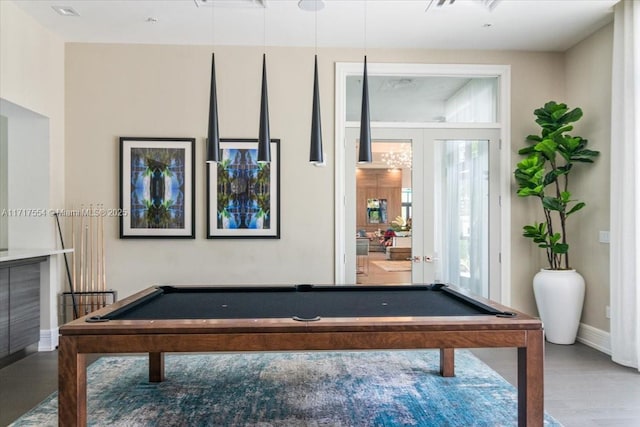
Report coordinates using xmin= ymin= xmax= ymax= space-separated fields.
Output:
xmin=335 ymin=62 xmax=511 ymax=303
xmin=346 ymin=128 xmax=500 ymax=298
xmin=354 ymin=138 xmax=413 ymax=286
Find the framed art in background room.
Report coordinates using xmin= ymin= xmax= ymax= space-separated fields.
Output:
xmin=119 ymin=137 xmax=195 ymax=238
xmin=207 ymin=138 xmax=280 ymax=239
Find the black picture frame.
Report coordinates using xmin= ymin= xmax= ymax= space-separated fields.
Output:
xmin=207 ymin=138 xmax=280 ymax=239
xmin=119 ymin=137 xmax=195 ymax=239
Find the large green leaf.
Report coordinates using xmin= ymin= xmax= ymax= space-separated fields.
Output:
xmin=517 ymin=186 xmax=544 ymax=197
xmin=548 ymin=125 xmax=574 ymax=139
xmin=542 ymin=197 xmax=564 ymax=211
xmin=518 ymin=146 xmax=538 ymax=156
xmin=559 ymin=107 xmax=583 ymax=124
xmin=566 ymin=202 xmax=585 ymax=216
xmin=543 ymin=167 xmax=570 ymax=186
xmin=523 ymin=223 xmax=549 ymax=245
xmin=551 ymin=107 xmax=568 ymax=121
xmin=516 ymin=155 xmax=538 ymax=168
xmin=552 ymin=243 xmax=569 ymax=254
xmin=571 ymin=149 xmax=600 ymax=162
xmin=534 ymin=138 xmax=557 ymax=159
xmin=549 ymin=232 xmax=561 ymax=245
xmin=562 ymin=135 xmax=582 ymax=151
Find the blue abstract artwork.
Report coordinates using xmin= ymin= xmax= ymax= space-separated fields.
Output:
xmin=216 ymin=148 xmax=271 ymax=230
xmin=130 ymin=147 xmax=186 ymax=229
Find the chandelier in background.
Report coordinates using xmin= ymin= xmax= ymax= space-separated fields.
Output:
xmin=381 ymin=144 xmax=412 ymax=170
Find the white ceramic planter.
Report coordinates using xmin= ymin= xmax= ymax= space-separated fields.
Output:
xmin=533 ymin=269 xmax=585 ymax=345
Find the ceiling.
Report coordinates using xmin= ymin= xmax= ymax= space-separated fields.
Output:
xmin=12 ymin=0 xmax=619 ymax=51
xmin=8 ymin=0 xmax=619 ymax=149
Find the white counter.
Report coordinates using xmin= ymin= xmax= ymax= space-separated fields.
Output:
xmin=0 ymin=248 xmax=73 ymax=263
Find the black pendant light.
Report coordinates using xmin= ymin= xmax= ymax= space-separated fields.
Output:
xmin=206 ymin=53 xmax=220 ymax=163
xmin=257 ymin=53 xmax=271 ymax=163
xmin=309 ymin=55 xmax=323 ymax=165
xmin=358 ymin=55 xmax=372 ymax=163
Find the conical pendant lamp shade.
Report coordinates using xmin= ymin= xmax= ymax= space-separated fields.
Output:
xmin=309 ymin=55 xmax=323 ymax=165
xmin=358 ymin=56 xmax=372 ymax=163
xmin=206 ymin=53 xmax=221 ymax=163
xmin=258 ymin=54 xmax=271 ymax=163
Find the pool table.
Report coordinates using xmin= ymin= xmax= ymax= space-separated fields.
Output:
xmin=58 ymin=284 xmax=544 ymax=426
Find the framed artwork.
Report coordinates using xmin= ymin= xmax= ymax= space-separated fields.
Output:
xmin=367 ymin=198 xmax=388 ymax=224
xmin=119 ymin=137 xmax=195 ymax=238
xmin=207 ymin=138 xmax=280 ymax=239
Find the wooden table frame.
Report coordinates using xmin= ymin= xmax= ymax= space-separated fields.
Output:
xmin=58 ymin=287 xmax=544 ymax=427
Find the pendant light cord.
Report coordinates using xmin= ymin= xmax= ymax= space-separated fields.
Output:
xmin=358 ymin=0 xmax=372 ymax=164
xmin=364 ymin=0 xmax=367 ymax=55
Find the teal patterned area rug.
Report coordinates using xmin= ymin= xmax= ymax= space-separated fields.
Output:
xmin=12 ymin=350 xmax=562 ymax=427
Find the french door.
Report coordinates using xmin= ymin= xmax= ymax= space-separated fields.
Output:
xmin=346 ymin=127 xmax=500 ymax=299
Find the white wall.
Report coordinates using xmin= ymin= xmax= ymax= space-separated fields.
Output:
xmin=65 ymin=42 xmax=569 ymax=317
xmin=565 ymin=23 xmax=613 ymax=333
xmin=65 ymin=44 xmax=335 ymax=292
xmin=1 ymin=99 xmax=51 ymax=250
xmin=0 ymin=115 xmax=7 ymax=250
xmin=0 ymin=0 xmax=65 ymax=219
xmin=0 ymin=0 xmax=66 ymax=334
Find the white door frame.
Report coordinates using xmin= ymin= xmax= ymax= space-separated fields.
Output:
xmin=334 ymin=62 xmax=512 ymax=305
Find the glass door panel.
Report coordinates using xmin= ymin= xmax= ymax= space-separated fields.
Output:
xmin=435 ymin=139 xmax=489 ymax=297
xmin=413 ymin=129 xmax=499 ymax=298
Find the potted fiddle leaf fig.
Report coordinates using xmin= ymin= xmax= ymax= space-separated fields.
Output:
xmin=514 ymin=101 xmax=599 ymax=344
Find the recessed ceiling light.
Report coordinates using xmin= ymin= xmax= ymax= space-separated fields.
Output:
xmin=298 ymin=0 xmax=325 ymax=12
xmin=51 ymin=6 xmax=80 ymax=17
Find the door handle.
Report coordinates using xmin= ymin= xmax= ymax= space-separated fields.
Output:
xmin=412 ymin=256 xmax=422 ymax=263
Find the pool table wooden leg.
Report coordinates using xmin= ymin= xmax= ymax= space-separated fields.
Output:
xmin=149 ymin=352 xmax=165 ymax=382
xmin=517 ymin=329 xmax=544 ymax=427
xmin=58 ymin=336 xmax=87 ymax=427
xmin=439 ymin=348 xmax=455 ymax=377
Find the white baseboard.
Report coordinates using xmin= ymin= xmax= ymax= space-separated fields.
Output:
xmin=576 ymin=323 xmax=611 ymax=355
xmin=38 ymin=328 xmax=59 ymax=351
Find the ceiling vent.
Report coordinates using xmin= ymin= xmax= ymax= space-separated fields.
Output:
xmin=194 ymin=0 xmax=268 ymax=8
xmin=427 ymin=0 xmax=501 ymax=11
xmin=474 ymin=0 xmax=501 ymax=11
xmin=51 ymin=5 xmax=80 ymax=16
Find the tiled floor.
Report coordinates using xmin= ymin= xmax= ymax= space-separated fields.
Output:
xmin=474 ymin=344 xmax=640 ymax=427
xmin=1 ymin=342 xmax=639 ymax=426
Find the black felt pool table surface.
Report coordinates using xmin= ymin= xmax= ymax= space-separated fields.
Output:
xmin=100 ymin=284 xmax=507 ymax=321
